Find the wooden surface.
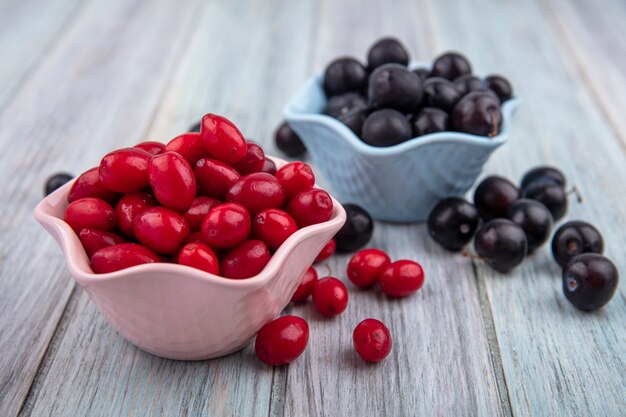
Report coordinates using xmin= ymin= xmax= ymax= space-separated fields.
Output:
xmin=0 ymin=0 xmax=624 ymax=416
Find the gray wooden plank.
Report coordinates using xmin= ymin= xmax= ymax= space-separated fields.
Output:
xmin=0 ymin=0 xmax=201 ymax=415
xmin=282 ymin=1 xmax=506 ymax=416
xmin=426 ymin=0 xmax=626 ymax=415
xmin=21 ymin=0 xmax=318 ymax=416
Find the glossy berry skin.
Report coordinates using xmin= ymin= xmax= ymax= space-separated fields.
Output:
xmin=473 ymin=176 xmax=520 ymax=220
xmin=367 ymin=37 xmax=409 ymax=70
xmin=286 ymin=188 xmax=333 ymax=228
xmin=451 ymin=91 xmax=502 ymax=137
xmin=334 ymin=204 xmax=373 ymax=252
xmin=115 ymin=192 xmax=158 ymax=237
xmin=353 ymin=319 xmax=392 ymax=362
xmin=523 ymin=183 xmax=567 ymax=221
xmin=422 ymin=77 xmax=461 ymax=112
xmin=68 ymin=167 xmax=120 ymax=204
xmin=45 ymin=173 xmax=73 ymax=196
xmin=260 ymin=158 xmax=277 ymax=175
xmin=133 ymin=207 xmax=190 ymax=254
xmin=134 ymin=141 xmax=166 ymax=155
xmin=323 ymin=57 xmax=368 ymax=97
xmin=78 ymin=228 xmax=126 ymax=258
xmin=368 ymin=64 xmax=422 ymax=113
xmin=221 ymin=240 xmax=271 ymax=279
xmin=431 ymin=52 xmax=472 ymax=80
xmin=411 ymin=107 xmax=449 ymax=136
xmin=148 ymin=152 xmax=197 ymax=211
xmin=551 ymin=221 xmax=604 ymax=267
xmin=255 ymin=316 xmax=309 ymax=366
xmin=315 ymin=239 xmax=336 ymax=262
xmin=454 ymin=74 xmax=482 ymax=96
xmin=361 ymin=109 xmax=413 ymax=147
xmin=195 ymin=158 xmax=240 ymax=200
xmin=274 ymin=122 xmax=306 ymax=157
xmin=183 ymin=197 xmax=221 ymax=232
xmin=165 ymin=133 xmax=207 ymax=166
xmin=337 ymin=108 xmax=367 ymax=136
xmin=312 ymin=277 xmax=349 ymax=317
xmin=520 ymin=166 xmax=566 ymax=190
xmin=427 ymin=197 xmax=480 ymax=251
xmin=379 ymin=260 xmax=425 ymax=297
xmin=505 ymin=199 xmax=553 ymax=253
xmin=98 ymin=148 xmax=151 ymax=193
xmin=227 ymin=173 xmax=286 ymax=215
xmin=253 ymin=208 xmax=298 ymax=250
xmin=177 ymin=242 xmax=219 ymax=275
xmin=483 ymin=75 xmax=513 ymax=102
xmin=562 ymin=254 xmax=619 ymax=311
xmin=232 ymin=142 xmax=265 ymax=175
xmin=347 ymin=249 xmax=391 ymax=288
xmin=275 ymin=162 xmax=315 ymax=199
xmin=325 ymin=92 xmax=368 ymax=118
xmin=64 ymin=198 xmax=117 ymax=233
xmin=474 ymin=219 xmax=527 ymax=273
xmin=291 ymin=267 xmax=318 ymax=303
xmin=91 ymin=243 xmax=160 ymax=274
xmin=201 ymin=203 xmax=251 ymax=248
xmin=200 ymin=113 xmax=247 ymax=165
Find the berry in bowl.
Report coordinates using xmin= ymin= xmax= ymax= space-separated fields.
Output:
xmin=282 ymin=37 xmax=520 ymax=223
xmin=34 ymin=113 xmax=346 ymax=360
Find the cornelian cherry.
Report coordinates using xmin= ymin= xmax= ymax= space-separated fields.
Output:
xmin=115 ymin=192 xmax=157 ymax=237
xmin=165 ymin=133 xmax=207 ymax=166
xmin=91 ymin=243 xmax=160 ymax=273
xmin=253 ymin=209 xmax=298 ymax=250
xmin=201 ymin=203 xmax=251 ymax=248
xmin=379 ymin=260 xmax=425 ymax=297
xmin=221 ymin=239 xmax=271 ymax=279
xmin=275 ymin=162 xmax=315 ymax=199
xmin=195 ymin=158 xmax=240 ymax=200
xmin=64 ymin=197 xmax=117 ymax=233
xmin=200 ymin=114 xmax=247 ymax=164
xmin=291 ymin=267 xmax=318 ymax=302
xmin=133 ymin=141 xmax=165 ymax=155
xmin=99 ymin=148 xmax=151 ymax=193
xmin=286 ymin=189 xmax=333 ymax=228
xmin=227 ymin=173 xmax=285 ymax=215
xmin=312 ymin=277 xmax=349 ymax=317
xmin=177 ymin=242 xmax=219 ymax=274
xmin=148 ymin=152 xmax=196 ymax=211
xmin=255 ymin=315 xmax=309 ymax=366
xmin=260 ymin=158 xmax=277 ymax=175
xmin=133 ymin=207 xmax=190 ymax=254
xmin=353 ymin=319 xmax=392 ymax=362
xmin=68 ymin=167 xmax=120 ymax=204
xmin=233 ymin=142 xmax=265 ymax=175
xmin=183 ymin=197 xmax=221 ymax=232
xmin=315 ymin=239 xmax=336 ymax=263
xmin=78 ymin=229 xmax=126 ymax=258
xmin=347 ymin=249 xmax=391 ymax=288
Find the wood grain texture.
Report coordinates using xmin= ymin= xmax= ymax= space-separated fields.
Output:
xmin=0 ymin=0 xmax=200 ymax=415
xmin=427 ymin=0 xmax=626 ymax=415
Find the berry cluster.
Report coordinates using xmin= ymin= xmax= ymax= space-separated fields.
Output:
xmin=427 ymin=166 xmax=619 ymax=311
xmin=58 ymin=113 xmax=336 ymax=278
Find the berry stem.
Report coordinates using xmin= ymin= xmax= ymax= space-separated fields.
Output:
xmin=567 ymin=185 xmax=583 ymax=203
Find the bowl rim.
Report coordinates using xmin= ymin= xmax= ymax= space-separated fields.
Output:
xmin=283 ymin=61 xmax=521 ymax=157
xmin=33 ymin=156 xmax=346 ymax=290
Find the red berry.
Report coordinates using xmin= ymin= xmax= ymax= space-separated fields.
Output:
xmin=78 ymin=228 xmax=126 ymax=258
xmin=260 ymin=158 xmax=277 ymax=175
xmin=255 ymin=315 xmax=309 ymax=366
xmin=347 ymin=249 xmax=391 ymax=288
xmin=148 ymin=152 xmax=197 ymax=211
xmin=314 ymin=239 xmax=336 ymax=263
xmin=133 ymin=141 xmax=165 ymax=155
xmin=133 ymin=207 xmax=190 ymax=254
xmin=291 ymin=267 xmax=318 ymax=303
xmin=115 ymin=192 xmax=157 ymax=237
xmin=253 ymin=208 xmax=298 ymax=250
xmin=183 ymin=197 xmax=221 ymax=232
xmin=200 ymin=113 xmax=247 ymax=165
xmin=201 ymin=203 xmax=251 ymax=248
xmin=311 ymin=277 xmax=349 ymax=317
xmin=233 ymin=142 xmax=265 ymax=175
xmin=99 ymin=148 xmax=151 ymax=193
xmin=177 ymin=242 xmax=220 ymax=275
xmin=275 ymin=161 xmax=315 ymax=199
xmin=221 ymin=239 xmax=271 ymax=279
xmin=91 ymin=243 xmax=160 ymax=274
xmin=64 ymin=198 xmax=117 ymax=233
xmin=286 ymin=189 xmax=333 ymax=228
xmin=353 ymin=319 xmax=392 ymax=362
xmin=227 ymin=173 xmax=286 ymax=215
xmin=184 ymin=231 xmax=211 ymax=245
xmin=165 ymin=133 xmax=207 ymax=166
xmin=68 ymin=167 xmax=120 ymax=204
xmin=195 ymin=158 xmax=240 ymax=200
xmin=379 ymin=260 xmax=425 ymax=297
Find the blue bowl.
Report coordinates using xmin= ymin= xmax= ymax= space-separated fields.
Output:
xmin=284 ymin=71 xmax=521 ymax=223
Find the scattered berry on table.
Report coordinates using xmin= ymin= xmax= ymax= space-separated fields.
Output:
xmin=379 ymin=260 xmax=425 ymax=297
xmin=551 ymin=221 xmax=604 ymax=267
xmin=255 ymin=315 xmax=309 ymax=366
xmin=347 ymin=249 xmax=391 ymax=288
xmin=334 ymin=204 xmax=374 ymax=253
xmin=353 ymin=318 xmax=392 ymax=362
xmin=312 ymin=277 xmax=349 ymax=317
xmin=562 ymin=254 xmax=619 ymax=311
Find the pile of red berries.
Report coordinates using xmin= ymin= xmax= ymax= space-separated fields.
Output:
xmin=62 ymin=113 xmax=335 ymax=278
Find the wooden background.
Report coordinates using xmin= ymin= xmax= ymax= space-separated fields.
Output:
xmin=0 ymin=0 xmax=624 ymax=415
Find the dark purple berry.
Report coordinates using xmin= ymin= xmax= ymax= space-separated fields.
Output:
xmin=413 ymin=68 xmax=430 ymax=80
xmin=189 ymin=121 xmax=201 ymax=132
xmin=411 ymin=108 xmax=449 ymax=136
xmin=361 ymin=109 xmax=413 ymax=147
xmin=368 ymin=64 xmax=422 ymax=113
xmin=474 ymin=219 xmax=527 ymax=273
xmin=454 ymin=74 xmax=482 ymax=96
xmin=431 ymin=52 xmax=472 ymax=80
xmin=422 ymin=77 xmax=462 ymax=112
xmin=325 ymin=92 xmax=368 ymax=118
xmin=451 ymin=91 xmax=502 ymax=137
xmin=520 ymin=166 xmax=566 ymax=190
xmin=337 ymin=108 xmax=367 ymax=137
xmin=523 ymin=183 xmax=567 ymax=221
xmin=45 ymin=172 xmax=74 ymax=196
xmin=562 ymin=254 xmax=618 ymax=311
xmin=275 ymin=122 xmax=306 ymax=157
xmin=473 ymin=176 xmax=520 ymax=220
xmin=552 ymin=221 xmax=604 ymax=267
xmin=367 ymin=37 xmax=409 ymax=70
xmin=483 ymin=75 xmax=513 ymax=102
xmin=323 ymin=57 xmax=368 ymax=97
xmin=427 ymin=197 xmax=479 ymax=251
xmin=334 ymin=204 xmax=373 ymax=252
xmin=505 ymin=199 xmax=553 ymax=252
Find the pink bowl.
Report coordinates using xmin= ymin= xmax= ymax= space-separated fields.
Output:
xmin=34 ymin=156 xmax=346 ymax=360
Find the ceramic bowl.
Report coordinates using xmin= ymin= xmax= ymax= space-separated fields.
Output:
xmin=284 ymin=66 xmax=521 ymax=223
xmin=34 ymin=156 xmax=346 ymax=360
